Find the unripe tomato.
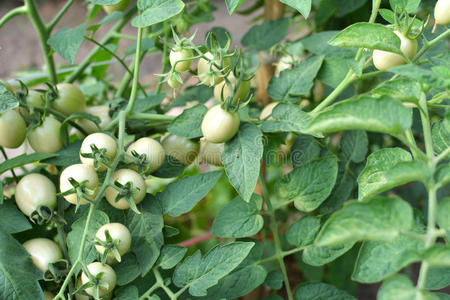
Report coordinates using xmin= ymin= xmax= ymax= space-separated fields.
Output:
xmin=77 ymin=105 xmax=112 ymax=135
xmin=170 ymin=48 xmax=193 ymax=72
xmin=95 ymin=223 xmax=132 ymax=261
xmin=373 ymin=31 xmax=418 ymax=71
xmin=435 ymin=0 xmax=450 ymax=25
xmin=0 ymin=110 xmax=26 ymax=148
xmin=105 ymin=169 xmax=146 ymax=210
xmin=214 ymin=73 xmax=251 ymax=104
xmin=43 ymin=291 xmax=54 ymax=300
xmin=126 ymin=137 xmax=165 ymax=174
xmin=80 ymin=133 xmax=118 ymax=172
xmin=197 ymin=52 xmax=232 ymax=86
xmin=1 ymin=79 xmax=14 ymax=93
xmin=260 ymin=102 xmax=279 ymax=120
xmin=60 ymin=164 xmax=99 ymax=205
xmin=53 ymin=83 xmax=86 ymax=116
xmin=175 ymin=16 xmax=189 ymax=34
xmin=27 ymin=90 xmax=45 ymax=108
xmin=81 ymin=262 xmax=116 ymax=297
xmin=162 ymin=134 xmax=199 ymax=165
xmin=168 ymin=73 xmax=182 ymax=89
xmin=199 ymin=140 xmax=224 ymax=166
xmin=23 ymin=238 xmax=62 ymax=273
xmin=15 ymin=173 xmax=57 ymax=216
xmin=275 ymin=55 xmax=301 ymax=76
xmin=201 ymin=105 xmax=240 ymax=143
xmin=27 ymin=116 xmax=63 ymax=153
xmin=103 ymin=0 xmax=130 ymax=14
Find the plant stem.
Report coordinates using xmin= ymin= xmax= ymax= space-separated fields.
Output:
xmin=0 ymin=147 xmax=18 ymax=183
xmin=419 ymin=93 xmax=434 ymax=160
xmin=156 ymin=22 xmax=170 ymax=94
xmin=24 ymin=0 xmax=57 ymax=84
xmin=154 ymin=268 xmax=177 ymax=299
xmin=311 ymin=70 xmax=354 ymax=113
xmin=414 ymin=29 xmax=450 ymax=62
xmin=47 ymin=0 xmax=75 ymax=32
xmin=126 ymin=27 xmax=144 ymax=116
xmin=259 ymin=174 xmax=294 ymax=300
xmin=0 ymin=6 xmax=27 ymax=29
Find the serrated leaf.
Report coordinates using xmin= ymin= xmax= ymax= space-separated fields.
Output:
xmin=261 ymin=103 xmax=313 ymax=134
xmin=357 ymin=148 xmax=431 ymax=201
xmin=302 ymin=242 xmax=355 ymax=266
xmin=157 ymin=245 xmax=187 ymax=270
xmin=212 ymin=194 xmax=263 ymax=238
xmin=389 ymin=64 xmax=450 ymax=89
xmin=315 ymin=197 xmax=413 ymax=247
xmin=280 ymin=0 xmax=311 ymax=18
xmin=329 ymin=22 xmax=402 ymax=54
xmin=160 ymin=171 xmax=222 ymax=216
xmin=48 ymin=23 xmax=86 ymax=63
xmin=173 ymin=242 xmax=254 ymax=297
xmin=286 ymin=215 xmax=321 ymax=247
xmin=275 ymin=156 xmax=338 ymax=212
xmin=432 ymin=120 xmax=450 ymax=158
xmin=168 ymin=104 xmax=207 ymax=139
xmin=294 ymin=282 xmax=356 ymax=300
xmin=223 ymin=123 xmax=263 ymax=202
xmin=0 ymin=202 xmax=32 ymax=234
xmin=0 ymin=83 xmax=18 ymax=114
xmin=132 ymin=0 xmax=185 ymax=27
xmin=241 ymin=18 xmax=289 ymax=51
xmin=307 ymin=95 xmax=412 ymax=135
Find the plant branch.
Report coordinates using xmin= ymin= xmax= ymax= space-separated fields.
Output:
xmin=125 ymin=27 xmax=144 ymax=116
xmin=0 ymin=6 xmax=27 ymax=29
xmin=47 ymin=0 xmax=75 ymax=33
xmin=156 ymin=22 xmax=170 ymax=94
xmin=0 ymin=147 xmax=18 ymax=183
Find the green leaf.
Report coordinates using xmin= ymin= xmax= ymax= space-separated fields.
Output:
xmin=261 ymin=103 xmax=313 ymax=134
xmin=133 ymin=94 xmax=165 ymax=113
xmin=156 ymin=245 xmax=187 ymax=269
xmin=265 ymin=270 xmax=283 ymax=290
xmin=275 ymin=156 xmax=338 ymax=212
xmin=329 ymin=22 xmax=402 ymax=54
xmin=340 ymin=130 xmax=368 ymax=163
xmin=168 ymin=104 xmax=207 ymax=139
xmin=212 ymin=194 xmax=263 ymax=238
xmin=152 ymin=155 xmax=185 ymax=178
xmin=435 ymin=164 xmax=450 ymax=187
xmin=88 ymin=0 xmax=121 ymax=4
xmin=301 ymin=31 xmax=355 ymax=58
xmin=169 ymin=85 xmax=213 ymax=108
xmin=114 ymin=285 xmax=139 ymax=300
xmin=113 ymin=253 xmax=141 ymax=286
xmin=337 ymin=0 xmax=367 ymax=17
xmin=173 ymin=242 xmax=254 ymax=297
xmin=125 ymin=38 xmax=156 ymax=56
xmin=294 ymin=282 xmax=356 ymax=300
xmin=389 ymin=65 xmax=450 ymax=89
xmin=426 ymin=267 xmax=450 ymax=290
xmin=223 ymin=123 xmax=264 ymax=202
xmin=0 ymin=227 xmax=43 ymax=300
xmin=126 ymin=197 xmax=164 ymax=276
xmin=425 ymin=245 xmax=450 ymax=267
xmin=317 ymin=57 xmax=351 ymax=88
xmin=357 ymin=148 xmax=431 ymax=201
xmin=307 ymin=95 xmax=412 ymax=135
xmin=370 ymin=78 xmax=422 ymax=103
xmin=302 ymin=242 xmax=355 ymax=266
xmin=42 ymin=140 xmax=82 ymax=167
xmin=241 ymin=18 xmax=289 ymax=51
xmin=378 ymin=274 xmax=437 ymax=300
xmin=286 ymin=215 xmax=321 ymax=247
xmin=267 ymin=56 xmax=324 ymax=102
xmin=48 ymin=23 xmax=86 ymax=64
xmin=225 ymin=0 xmax=246 ymax=14
xmin=0 ymin=83 xmax=18 ymax=114
xmin=389 ymin=0 xmax=420 ymax=13
xmin=160 ymin=171 xmax=222 ymax=216
xmin=0 ymin=202 xmax=32 ymax=234
xmin=0 ymin=153 xmax=56 ymax=174
xmin=291 ymin=135 xmax=321 ymax=167
xmin=432 ymin=120 xmax=450 ymax=158
xmin=280 ymin=0 xmax=311 ymax=18
xmin=437 ymin=198 xmax=450 ymax=231
xmin=132 ymin=0 xmax=185 ymax=27
xmin=315 ymin=197 xmax=414 ymax=247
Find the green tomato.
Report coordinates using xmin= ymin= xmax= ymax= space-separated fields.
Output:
xmin=0 ymin=109 xmax=26 ymax=148
xmin=214 ymin=73 xmax=251 ymax=104
xmin=43 ymin=291 xmax=54 ymax=300
xmin=170 ymin=48 xmax=193 ymax=72
xmin=80 ymin=133 xmax=118 ymax=172
xmin=168 ymin=73 xmax=182 ymax=89
xmin=105 ymin=169 xmax=146 ymax=210
xmin=199 ymin=140 xmax=224 ymax=166
xmin=162 ymin=134 xmax=199 ymax=165
xmin=126 ymin=137 xmax=166 ymax=174
xmin=259 ymin=102 xmax=278 ymax=120
xmin=435 ymin=0 xmax=450 ymax=25
xmin=77 ymin=105 xmax=112 ymax=135
xmin=23 ymin=238 xmax=62 ymax=273
xmin=27 ymin=90 xmax=45 ymax=108
xmin=201 ymin=105 xmax=240 ymax=143
xmin=373 ymin=31 xmax=417 ymax=71
xmin=197 ymin=52 xmax=232 ymax=86
xmin=275 ymin=55 xmax=301 ymax=76
xmin=175 ymin=16 xmax=189 ymax=34
xmin=60 ymin=164 xmax=99 ymax=205
xmin=27 ymin=116 xmax=63 ymax=153
xmin=53 ymin=83 xmax=86 ymax=116
xmin=15 ymin=173 xmax=57 ymax=216
xmin=81 ymin=262 xmax=116 ymax=297
xmin=95 ymin=223 xmax=132 ymax=262
xmin=103 ymin=0 xmax=130 ymax=14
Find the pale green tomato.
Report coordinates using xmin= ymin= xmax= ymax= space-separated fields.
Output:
xmin=103 ymin=0 xmax=130 ymax=13
xmin=275 ymin=55 xmax=301 ymax=76
xmin=170 ymin=48 xmax=193 ymax=72
xmin=77 ymin=105 xmax=112 ymax=135
xmin=168 ymin=73 xmax=182 ymax=89
xmin=60 ymin=164 xmax=99 ymax=205
xmin=15 ymin=173 xmax=57 ymax=216
xmin=199 ymin=141 xmax=224 ymax=166
xmin=52 ymin=83 xmax=86 ymax=116
xmin=126 ymin=137 xmax=165 ymax=174
xmin=23 ymin=238 xmax=62 ymax=273
xmin=373 ymin=31 xmax=418 ymax=71
xmin=259 ymin=102 xmax=278 ymax=120
xmin=105 ymin=169 xmax=146 ymax=210
xmin=0 ymin=110 xmax=26 ymax=148
xmin=435 ymin=0 xmax=450 ymax=25
xmin=27 ymin=90 xmax=45 ymax=108
xmin=81 ymin=262 xmax=116 ymax=297
xmin=197 ymin=52 xmax=232 ymax=86
xmin=201 ymin=105 xmax=240 ymax=143
xmin=27 ymin=116 xmax=63 ymax=153
xmin=95 ymin=223 xmax=132 ymax=262
xmin=214 ymin=73 xmax=251 ymax=104
xmin=43 ymin=291 xmax=54 ymax=300
xmin=80 ymin=133 xmax=118 ymax=172
xmin=162 ymin=134 xmax=199 ymax=165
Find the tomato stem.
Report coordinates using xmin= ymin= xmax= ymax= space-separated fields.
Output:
xmin=156 ymin=22 xmax=171 ymax=94
xmin=126 ymin=27 xmax=144 ymax=117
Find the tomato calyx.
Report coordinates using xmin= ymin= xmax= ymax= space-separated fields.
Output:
xmin=126 ymin=150 xmax=151 ymax=174
xmin=29 ymin=205 xmax=65 ymax=226
xmin=94 ymin=230 xmax=123 ymax=264
xmin=59 ymin=177 xmax=97 ymax=209
xmin=392 ymin=8 xmax=428 ymax=40
xmin=80 ymin=144 xmax=113 ymax=170
xmin=77 ymin=267 xmax=112 ymax=300
xmin=110 ymin=180 xmax=142 ymax=214
xmin=44 ymin=259 xmax=70 ymax=283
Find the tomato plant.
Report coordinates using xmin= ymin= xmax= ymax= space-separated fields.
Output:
xmin=0 ymin=0 xmax=449 ymax=300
